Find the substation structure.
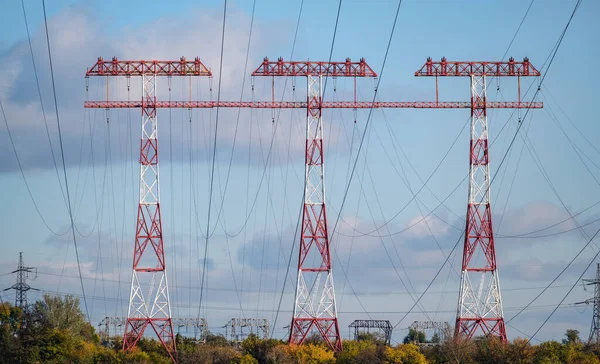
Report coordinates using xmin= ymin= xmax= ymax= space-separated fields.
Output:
xmin=84 ymin=56 xmax=542 ymax=355
xmin=222 ymin=318 xmax=270 ymax=342
xmin=349 ymin=319 xmax=393 ymax=345
xmin=98 ymin=317 xmax=209 ymax=344
xmin=409 ymin=320 xmax=452 ymax=344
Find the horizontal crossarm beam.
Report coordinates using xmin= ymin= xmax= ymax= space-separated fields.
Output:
xmin=84 ymin=101 xmax=543 ymax=109
xmin=415 ymin=57 xmax=541 ymax=77
xmin=86 ymin=57 xmax=212 ymax=76
xmin=252 ymin=57 xmax=377 ymax=77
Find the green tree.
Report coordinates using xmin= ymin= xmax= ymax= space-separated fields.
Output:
xmin=178 ymin=343 xmax=241 ymax=364
xmin=534 ymin=341 xmax=568 ymax=364
xmin=356 ymin=331 xmax=387 ymax=344
xmin=0 ymin=303 xmax=23 ymax=362
xmin=336 ymin=339 xmax=379 ymax=364
xmin=563 ymin=329 xmax=582 ymax=345
xmin=505 ymin=337 xmax=535 ymax=364
xmin=472 ymin=336 xmax=507 ymax=364
xmin=430 ymin=335 xmax=475 ymax=364
xmin=403 ymin=328 xmax=426 ymax=344
xmin=240 ymin=333 xmax=280 ymax=363
xmin=239 ymin=353 xmax=259 ymax=364
xmin=35 ymin=294 xmax=92 ymax=339
xmin=205 ymin=333 xmax=230 ymax=346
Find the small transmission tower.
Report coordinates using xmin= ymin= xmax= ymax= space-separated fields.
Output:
xmin=578 ymin=263 xmax=600 ymax=344
xmin=3 ymin=252 xmax=38 ymax=309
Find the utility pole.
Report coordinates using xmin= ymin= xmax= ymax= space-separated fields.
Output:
xmin=3 ymin=252 xmax=38 ymax=309
xmin=577 ymin=263 xmax=600 ymax=344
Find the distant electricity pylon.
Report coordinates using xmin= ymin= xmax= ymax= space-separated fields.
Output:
xmin=577 ymin=263 xmax=600 ymax=344
xmin=3 ymin=252 xmax=38 ymax=309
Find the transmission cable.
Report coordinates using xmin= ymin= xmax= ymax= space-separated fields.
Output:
xmin=42 ymin=0 xmax=89 ymax=322
xmin=525 ymin=224 xmax=600 ymax=344
xmin=210 ymin=0 xmax=257 ymax=238
xmin=198 ymin=0 xmax=228 ymax=320
xmin=20 ymin=0 xmax=68 ymax=210
xmin=329 ymin=0 xmax=404 ymax=247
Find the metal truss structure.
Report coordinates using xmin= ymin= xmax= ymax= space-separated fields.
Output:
xmin=86 ymin=57 xmax=211 ymax=76
xmin=222 ymin=318 xmax=270 ymax=342
xmin=415 ymin=57 xmax=539 ymax=77
xmin=251 ymin=58 xmax=380 ymax=352
xmin=3 ymin=252 xmax=37 ymax=309
xmin=85 ymin=55 xmax=542 ymax=351
xmin=577 ymin=263 xmax=600 ymax=344
xmin=415 ymin=57 xmax=541 ymax=343
xmin=252 ymin=57 xmax=377 ymax=77
xmin=86 ymin=57 xmax=212 ymax=363
xmin=98 ymin=317 xmax=209 ymax=344
xmin=85 ymin=100 xmax=542 ymax=109
xmin=409 ymin=321 xmax=452 ymax=343
xmin=349 ymin=320 xmax=393 ymax=345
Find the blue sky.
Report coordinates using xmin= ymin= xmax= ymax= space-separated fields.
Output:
xmin=1 ymin=0 xmax=600 ymax=344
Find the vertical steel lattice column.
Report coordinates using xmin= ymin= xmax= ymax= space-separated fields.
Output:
xmin=455 ymin=75 xmax=507 ymax=342
xmin=123 ymin=74 xmax=176 ymax=362
xmin=290 ymin=75 xmax=342 ymax=351
xmin=588 ymin=264 xmax=600 ymax=344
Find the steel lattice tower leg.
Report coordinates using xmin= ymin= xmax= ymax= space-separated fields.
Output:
xmin=289 ymin=75 xmax=342 ymax=351
xmin=455 ymin=75 xmax=507 ymax=342
xmin=123 ymin=74 xmax=176 ymax=362
xmin=589 ymin=263 xmax=600 ymax=344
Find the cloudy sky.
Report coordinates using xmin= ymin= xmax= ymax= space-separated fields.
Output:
xmin=1 ymin=0 xmax=599 ymax=344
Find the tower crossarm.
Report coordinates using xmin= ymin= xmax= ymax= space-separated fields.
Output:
xmin=251 ymin=57 xmax=377 ymax=77
xmin=86 ymin=57 xmax=212 ymax=76
xmin=84 ymin=101 xmax=543 ymax=109
xmin=415 ymin=57 xmax=541 ymax=77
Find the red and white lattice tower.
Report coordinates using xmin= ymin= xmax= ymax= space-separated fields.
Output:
xmin=415 ymin=57 xmax=541 ymax=342
xmin=85 ymin=57 xmax=212 ymax=362
xmin=252 ymin=57 xmax=377 ymax=351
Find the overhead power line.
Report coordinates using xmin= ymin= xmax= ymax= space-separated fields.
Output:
xmin=41 ymin=0 xmax=89 ymax=322
xmin=199 ymin=0 xmax=228 ymax=322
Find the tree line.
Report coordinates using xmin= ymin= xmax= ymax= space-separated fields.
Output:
xmin=2 ymin=294 xmax=600 ymax=363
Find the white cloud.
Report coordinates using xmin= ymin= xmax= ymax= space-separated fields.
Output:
xmin=405 ymin=214 xmax=451 ymax=239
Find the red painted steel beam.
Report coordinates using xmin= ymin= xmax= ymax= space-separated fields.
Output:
xmin=415 ymin=57 xmax=541 ymax=77
xmin=84 ymin=101 xmax=543 ymax=109
xmin=86 ymin=57 xmax=212 ymax=76
xmin=251 ymin=57 xmax=377 ymax=77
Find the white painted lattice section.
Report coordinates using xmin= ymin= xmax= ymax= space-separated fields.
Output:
xmin=139 ymin=74 xmax=160 ymax=205
xmin=457 ymin=74 xmax=505 ymax=325
xmin=468 ymin=75 xmax=491 ymax=206
xmin=304 ymin=75 xmax=325 ymax=205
